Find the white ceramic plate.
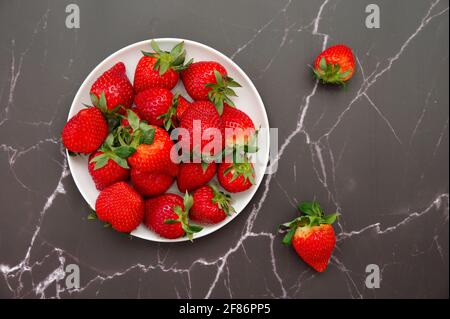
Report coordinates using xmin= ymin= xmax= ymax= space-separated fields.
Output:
xmin=67 ymin=38 xmax=270 ymax=242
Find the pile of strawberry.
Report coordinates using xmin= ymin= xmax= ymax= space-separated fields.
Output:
xmin=62 ymin=40 xmax=258 ymax=240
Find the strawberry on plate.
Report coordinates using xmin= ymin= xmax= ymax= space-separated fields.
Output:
xmin=313 ymin=44 xmax=355 ymax=84
xmin=190 ymin=184 xmax=235 ymax=224
xmin=177 ymin=162 xmax=216 ymax=193
xmin=94 ymin=182 xmax=145 ymax=233
xmin=134 ymin=40 xmax=192 ymax=93
xmin=130 ymin=169 xmax=174 ymax=197
xmin=62 ymin=106 xmax=108 ymax=154
xmin=175 ymin=95 xmax=191 ymax=121
xmin=144 ymin=193 xmax=202 ymax=240
xmin=221 ymin=104 xmax=256 ymax=150
xmin=281 ymin=201 xmax=339 ymax=272
xmin=134 ymin=88 xmax=177 ymax=130
xmin=90 ymin=62 xmax=134 ymax=111
xmin=178 ymin=100 xmax=224 ymax=159
xmin=181 ymin=61 xmax=241 ymax=114
xmin=217 ymin=158 xmax=255 ymax=193
xmin=127 ymin=125 xmax=178 ymax=176
xmin=88 ymin=151 xmax=130 ymax=190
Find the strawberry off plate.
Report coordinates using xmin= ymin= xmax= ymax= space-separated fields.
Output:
xmin=67 ymin=38 xmax=270 ymax=242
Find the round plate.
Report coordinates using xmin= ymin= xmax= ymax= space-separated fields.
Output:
xmin=67 ymin=38 xmax=270 ymax=242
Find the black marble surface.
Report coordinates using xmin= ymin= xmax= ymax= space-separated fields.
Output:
xmin=0 ymin=0 xmax=448 ymax=299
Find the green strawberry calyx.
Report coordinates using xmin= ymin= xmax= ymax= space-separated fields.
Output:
xmin=90 ymin=109 xmax=155 ymax=170
xmin=223 ymin=156 xmax=255 ymax=185
xmin=280 ymin=201 xmax=340 ymax=246
xmin=313 ymin=57 xmax=352 ymax=85
xmin=164 ymin=192 xmax=203 ymax=241
xmin=206 ymin=70 xmax=242 ymax=115
xmin=142 ymin=40 xmax=193 ymax=75
xmin=157 ymin=93 xmax=179 ymax=131
xmin=210 ymin=184 xmax=235 ymax=216
xmin=89 ymin=131 xmax=135 ymax=170
xmin=90 ymin=91 xmax=123 ymax=131
xmin=122 ymin=109 xmax=155 ymax=148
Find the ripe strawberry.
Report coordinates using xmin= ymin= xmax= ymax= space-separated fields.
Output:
xmin=134 ymin=40 xmax=191 ymax=93
xmin=130 ymin=169 xmax=174 ymax=197
xmin=134 ymin=88 xmax=177 ymax=130
xmin=221 ymin=104 xmax=256 ymax=149
xmin=62 ymin=107 xmax=108 ymax=154
xmin=127 ymin=126 xmax=178 ymax=176
xmin=88 ymin=151 xmax=130 ymax=190
xmin=217 ymin=159 xmax=255 ymax=193
xmin=178 ymin=101 xmax=224 ymax=158
xmin=313 ymin=44 xmax=355 ymax=84
xmin=190 ymin=185 xmax=234 ymax=224
xmin=144 ymin=193 xmax=202 ymax=240
xmin=90 ymin=62 xmax=134 ymax=111
xmin=176 ymin=95 xmax=191 ymax=121
xmin=95 ymin=182 xmax=144 ymax=233
xmin=181 ymin=62 xmax=241 ymax=114
xmin=281 ymin=201 xmax=339 ymax=272
xmin=177 ymin=162 xmax=216 ymax=193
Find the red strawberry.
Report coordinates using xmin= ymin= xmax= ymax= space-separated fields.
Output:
xmin=313 ymin=44 xmax=355 ymax=84
xmin=94 ymin=182 xmax=144 ymax=233
xmin=221 ymin=104 xmax=256 ymax=149
xmin=134 ymin=40 xmax=191 ymax=93
xmin=178 ymin=101 xmax=224 ymax=158
xmin=176 ymin=95 xmax=191 ymax=121
xmin=88 ymin=151 xmax=130 ymax=190
xmin=181 ymin=61 xmax=241 ymax=114
xmin=130 ymin=169 xmax=174 ymax=197
xmin=127 ymin=126 xmax=178 ymax=176
xmin=190 ymin=185 xmax=234 ymax=224
xmin=281 ymin=201 xmax=339 ymax=272
xmin=134 ymin=88 xmax=176 ymax=130
xmin=177 ymin=162 xmax=216 ymax=193
xmin=144 ymin=193 xmax=202 ymax=240
xmin=62 ymin=107 xmax=108 ymax=154
xmin=217 ymin=159 xmax=255 ymax=193
xmin=90 ymin=62 xmax=134 ymax=111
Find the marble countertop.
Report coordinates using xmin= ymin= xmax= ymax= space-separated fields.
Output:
xmin=0 ymin=0 xmax=448 ymax=299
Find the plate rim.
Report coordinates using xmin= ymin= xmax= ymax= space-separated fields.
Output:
xmin=66 ymin=38 xmax=270 ymax=243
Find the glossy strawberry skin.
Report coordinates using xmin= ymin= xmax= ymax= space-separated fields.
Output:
xmin=90 ymin=62 xmax=134 ymax=110
xmin=134 ymin=88 xmax=174 ymax=126
xmin=181 ymin=61 xmax=227 ymax=101
xmin=179 ymin=101 xmax=225 ymax=156
xmin=176 ymin=95 xmax=191 ymax=121
xmin=314 ymin=44 xmax=355 ymax=82
xmin=127 ymin=126 xmax=178 ymax=176
xmin=190 ymin=186 xmax=226 ymax=224
xmin=144 ymin=194 xmax=185 ymax=239
xmin=131 ymin=169 xmax=174 ymax=197
xmin=217 ymin=162 xmax=254 ymax=193
xmin=62 ymin=107 xmax=108 ymax=154
xmin=88 ymin=151 xmax=130 ymax=190
xmin=134 ymin=56 xmax=179 ymax=93
xmin=222 ymin=105 xmax=255 ymax=147
xmin=177 ymin=162 xmax=216 ymax=193
xmin=95 ymin=182 xmax=145 ymax=233
xmin=292 ymin=224 xmax=336 ymax=273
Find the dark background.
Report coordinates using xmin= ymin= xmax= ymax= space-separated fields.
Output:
xmin=0 ymin=0 xmax=448 ymax=298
